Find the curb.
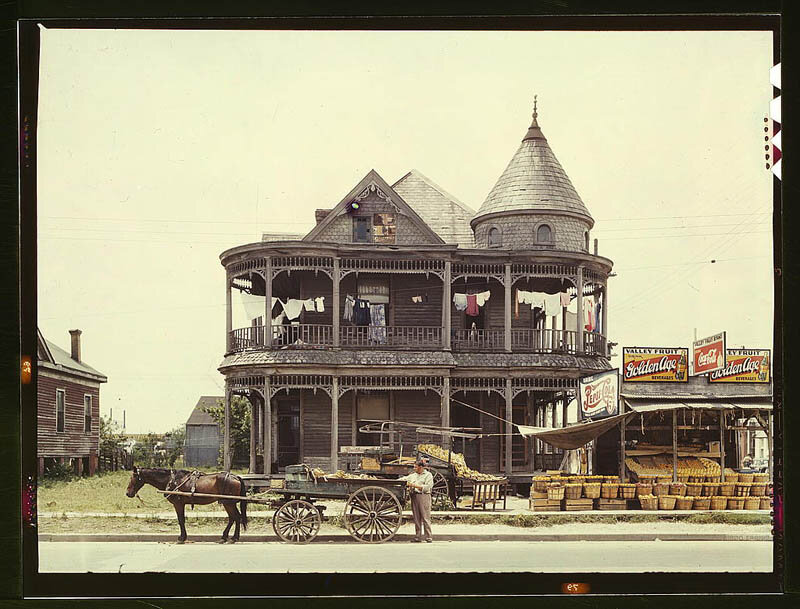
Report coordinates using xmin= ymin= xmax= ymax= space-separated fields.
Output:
xmin=38 ymin=533 xmax=773 ymax=543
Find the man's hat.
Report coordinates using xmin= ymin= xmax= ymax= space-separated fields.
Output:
xmin=416 ymin=457 xmax=429 ymax=466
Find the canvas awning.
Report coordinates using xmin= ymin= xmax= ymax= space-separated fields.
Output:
xmin=516 ymin=412 xmax=635 ymax=450
xmin=623 ymin=399 xmax=772 ymax=414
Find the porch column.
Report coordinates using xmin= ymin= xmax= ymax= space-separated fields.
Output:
xmin=602 ymin=281 xmax=609 ymax=356
xmin=249 ymin=395 xmax=257 ymax=473
xmin=331 ymin=377 xmax=339 ymax=471
xmin=576 ymin=267 xmax=584 ymax=354
xmin=672 ymin=409 xmax=678 ymax=483
xmin=265 ymin=257 xmax=273 ymax=348
xmin=263 ymin=377 xmax=272 ymax=475
xmin=527 ymin=392 xmax=535 ymax=471
xmin=719 ymin=409 xmax=726 ymax=482
xmin=443 ymin=261 xmax=452 ymax=350
xmin=619 ymin=408 xmax=627 ymax=480
xmin=504 ymin=263 xmax=512 ymax=352
xmin=333 ymin=258 xmax=340 ymax=347
xmin=225 ymin=271 xmax=232 ymax=353
xmin=441 ymin=377 xmax=451 ymax=449
xmin=223 ymin=383 xmax=231 ymax=471
xmin=505 ymin=378 xmax=513 ymax=474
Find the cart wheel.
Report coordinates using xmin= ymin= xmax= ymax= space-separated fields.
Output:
xmin=344 ymin=486 xmax=403 ymax=543
xmin=431 ymin=470 xmax=453 ymax=510
xmin=272 ymin=499 xmax=322 ymax=544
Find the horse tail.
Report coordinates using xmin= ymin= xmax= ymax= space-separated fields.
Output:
xmin=237 ymin=475 xmax=248 ymax=531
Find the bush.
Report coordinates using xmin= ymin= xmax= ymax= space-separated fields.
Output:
xmin=42 ymin=462 xmax=76 ymax=483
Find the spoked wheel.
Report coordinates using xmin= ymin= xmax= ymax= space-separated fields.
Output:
xmin=272 ymin=499 xmax=322 ymax=544
xmin=344 ymin=486 xmax=403 ymax=543
xmin=431 ymin=470 xmax=453 ymax=511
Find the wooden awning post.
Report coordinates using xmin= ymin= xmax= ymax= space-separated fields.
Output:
xmin=504 ymin=263 xmax=512 ymax=353
xmin=223 ymin=385 xmax=231 ymax=471
xmin=505 ymin=378 xmax=513 ymax=474
xmin=265 ymin=257 xmax=273 ymax=348
xmin=441 ymin=377 xmax=451 ymax=450
xmin=225 ymin=271 xmax=232 ymax=352
xmin=443 ymin=261 xmax=451 ymax=350
xmin=719 ymin=409 xmax=726 ymax=482
xmin=263 ymin=377 xmax=272 ymax=476
xmin=671 ymin=409 xmax=678 ymax=483
xmin=619 ymin=408 xmax=626 ymax=481
xmin=249 ymin=395 xmax=257 ymax=474
xmin=331 ymin=376 xmax=339 ymax=472
xmin=332 ymin=257 xmax=340 ymax=348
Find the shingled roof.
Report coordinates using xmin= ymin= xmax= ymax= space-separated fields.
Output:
xmin=472 ymin=101 xmax=594 ymax=228
xmin=186 ymin=396 xmax=223 ymax=426
xmin=392 ymin=170 xmax=475 ymax=248
xmin=37 ymin=329 xmax=107 ymax=382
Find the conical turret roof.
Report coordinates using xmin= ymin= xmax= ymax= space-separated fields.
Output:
xmin=472 ymin=99 xmax=594 ymax=228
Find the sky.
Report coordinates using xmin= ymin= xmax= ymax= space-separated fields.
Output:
xmin=36 ymin=28 xmax=775 ymax=434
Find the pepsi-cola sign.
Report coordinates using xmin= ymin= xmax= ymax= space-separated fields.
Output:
xmin=579 ymin=369 xmax=619 ymax=421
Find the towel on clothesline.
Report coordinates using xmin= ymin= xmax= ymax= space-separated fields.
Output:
xmin=344 ymin=295 xmax=355 ymax=321
xmin=453 ymin=293 xmax=468 ymax=311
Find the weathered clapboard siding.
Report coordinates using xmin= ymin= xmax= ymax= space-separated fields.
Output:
xmin=391 ymin=275 xmax=443 ymax=328
xmin=301 ymin=390 xmax=331 ymax=460
xmin=339 ymin=393 xmax=354 ymax=452
xmin=394 ymin=390 xmax=442 ymax=452
xmin=37 ymin=373 xmax=100 ymax=457
xmin=480 ymin=396 xmax=501 ymax=474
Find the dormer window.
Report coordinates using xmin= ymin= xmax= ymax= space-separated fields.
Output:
xmin=536 ymin=223 xmax=553 ymax=244
xmin=488 ymin=227 xmax=502 ymax=248
xmin=584 ymin=231 xmax=590 ymax=251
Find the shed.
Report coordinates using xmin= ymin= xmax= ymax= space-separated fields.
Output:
xmin=184 ymin=396 xmax=223 ymax=467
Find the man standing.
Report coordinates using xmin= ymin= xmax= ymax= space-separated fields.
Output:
xmin=400 ymin=457 xmax=434 ymax=542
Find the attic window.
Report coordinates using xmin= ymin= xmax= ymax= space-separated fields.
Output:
xmin=353 ymin=217 xmax=371 ymax=243
xmin=536 ymin=224 xmax=553 ymax=244
xmin=488 ymin=227 xmax=502 ymax=248
xmin=373 ymin=213 xmax=396 ymax=244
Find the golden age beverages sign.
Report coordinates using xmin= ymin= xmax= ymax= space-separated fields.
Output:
xmin=622 ymin=347 xmax=688 ymax=382
xmin=709 ymin=349 xmax=770 ymax=383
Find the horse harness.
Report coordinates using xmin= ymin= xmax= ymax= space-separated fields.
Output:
xmin=167 ymin=470 xmax=235 ymax=509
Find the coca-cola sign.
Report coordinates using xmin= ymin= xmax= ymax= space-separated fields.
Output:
xmin=692 ymin=332 xmax=726 ymax=376
xmin=709 ymin=349 xmax=770 ymax=383
xmin=579 ymin=369 xmax=619 ymax=420
xmin=623 ymin=347 xmax=688 ymax=382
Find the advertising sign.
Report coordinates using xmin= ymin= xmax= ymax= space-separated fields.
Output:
xmin=622 ymin=347 xmax=688 ymax=382
xmin=692 ymin=332 xmax=726 ymax=375
xmin=709 ymin=349 xmax=771 ymax=383
xmin=579 ymin=369 xmax=619 ymax=420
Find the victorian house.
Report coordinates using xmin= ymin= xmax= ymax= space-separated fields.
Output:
xmin=218 ymin=103 xmax=613 ymax=485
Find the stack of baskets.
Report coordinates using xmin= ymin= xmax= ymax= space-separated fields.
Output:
xmin=636 ymin=482 xmax=653 ymax=497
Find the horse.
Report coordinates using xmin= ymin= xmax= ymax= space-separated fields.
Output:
xmin=126 ymin=466 xmax=248 ymax=544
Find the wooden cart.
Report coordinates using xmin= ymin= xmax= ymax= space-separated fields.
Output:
xmin=269 ymin=464 xmax=408 ymax=544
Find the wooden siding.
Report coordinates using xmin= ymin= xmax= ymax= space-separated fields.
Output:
xmin=38 ymin=372 xmax=100 ymax=457
xmin=394 ymin=390 xmax=442 ymax=453
xmin=299 ymin=272 xmax=334 ymax=325
xmin=391 ymin=275 xmax=443 ymax=327
xmin=480 ymin=396 xmax=501 ymax=474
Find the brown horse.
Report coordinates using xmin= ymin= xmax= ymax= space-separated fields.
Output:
xmin=126 ymin=466 xmax=248 ymax=544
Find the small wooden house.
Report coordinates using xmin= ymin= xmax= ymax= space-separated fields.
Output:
xmin=219 ymin=103 xmax=614 ymax=487
xmin=37 ymin=329 xmax=107 ymax=476
xmin=184 ymin=396 xmax=223 ymax=467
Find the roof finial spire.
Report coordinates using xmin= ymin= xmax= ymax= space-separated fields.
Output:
xmin=533 ymin=94 xmax=538 ymax=121
xmin=523 ymin=94 xmax=544 ymax=141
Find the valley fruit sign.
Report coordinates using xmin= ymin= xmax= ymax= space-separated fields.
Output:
xmin=579 ymin=369 xmax=619 ymax=420
xmin=709 ymin=349 xmax=771 ymax=383
xmin=622 ymin=347 xmax=688 ymax=382
xmin=692 ymin=332 xmax=726 ymax=376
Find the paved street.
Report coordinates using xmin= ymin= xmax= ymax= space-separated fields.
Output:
xmin=39 ymin=540 xmax=773 ymax=573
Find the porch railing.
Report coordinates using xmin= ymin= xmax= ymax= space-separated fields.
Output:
xmin=339 ymin=325 xmax=442 ymax=349
xmin=511 ymin=329 xmax=580 ymax=354
xmin=583 ymin=332 xmax=607 ymax=356
xmin=451 ymin=328 xmax=505 ymax=351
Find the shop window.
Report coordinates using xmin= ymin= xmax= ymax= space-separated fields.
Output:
xmin=56 ymin=389 xmax=65 ymax=432
xmin=353 ymin=217 xmax=371 ymax=243
xmin=372 ymin=213 xmax=396 ymax=244
xmin=84 ymin=395 xmax=92 ymax=433
xmin=536 ymin=224 xmax=553 ymax=243
xmin=488 ymin=227 xmax=502 ymax=247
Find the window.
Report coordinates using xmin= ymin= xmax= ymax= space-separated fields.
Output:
xmin=84 ymin=395 xmax=92 ymax=433
xmin=487 ymin=227 xmax=502 ymax=247
xmin=372 ymin=213 xmax=396 ymax=244
xmin=536 ymin=224 xmax=553 ymax=243
xmin=56 ymin=389 xmax=65 ymax=432
xmin=584 ymin=231 xmax=590 ymax=251
xmin=353 ymin=217 xmax=371 ymax=243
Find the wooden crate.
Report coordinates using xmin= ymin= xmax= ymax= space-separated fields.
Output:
xmin=530 ymin=498 xmax=562 ymax=510
xmin=596 ymin=498 xmax=627 ymax=511
xmin=564 ymin=498 xmax=593 ymax=511
xmin=530 ymin=490 xmax=549 ymax=499
xmin=532 ymin=503 xmax=562 ymax=512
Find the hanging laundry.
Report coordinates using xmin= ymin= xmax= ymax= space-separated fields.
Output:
xmin=594 ymin=301 xmax=601 ymax=333
xmin=411 ymin=296 xmax=423 ymax=304
xmin=368 ymin=304 xmax=387 ymax=344
xmin=465 ymin=293 xmax=479 ymax=316
xmin=515 ymin=289 xmax=520 ymax=319
xmin=584 ymin=298 xmax=595 ymax=332
xmin=565 ymin=311 xmax=578 ymax=330
xmin=566 ymin=296 xmax=578 ymax=314
xmin=541 ymin=293 xmax=562 ymax=317
xmin=315 ymin=296 xmax=325 ymax=313
xmin=453 ymin=293 xmax=468 ymax=311
xmin=353 ymin=298 xmax=371 ymax=326
xmin=343 ymin=295 xmax=355 ymax=322
xmin=560 ymin=292 xmax=570 ymax=307
xmin=302 ymin=298 xmax=316 ymax=313
xmin=476 ymin=290 xmax=491 ymax=306
xmin=241 ymin=291 xmax=266 ymax=322
xmin=281 ymin=299 xmax=305 ymax=321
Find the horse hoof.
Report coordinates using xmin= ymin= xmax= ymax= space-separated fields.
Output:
xmin=218 ymin=539 xmax=227 ymax=544
xmin=229 ymin=539 xmax=238 ymax=544
xmin=176 ymin=540 xmax=185 ymax=545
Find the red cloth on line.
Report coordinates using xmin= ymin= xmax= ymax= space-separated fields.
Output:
xmin=466 ymin=293 xmax=479 ymax=316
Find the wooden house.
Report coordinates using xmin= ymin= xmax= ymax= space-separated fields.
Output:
xmin=218 ymin=103 xmax=614 ymax=486
xmin=37 ymin=329 xmax=107 ymax=476
xmin=184 ymin=396 xmax=223 ymax=467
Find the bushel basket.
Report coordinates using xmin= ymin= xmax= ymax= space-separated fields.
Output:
xmin=710 ymin=496 xmax=728 ymax=510
xmin=653 ymin=482 xmax=670 ymax=496
xmin=719 ymin=482 xmax=735 ymax=497
xmin=738 ymin=473 xmax=755 ymax=484
xmin=727 ymin=497 xmax=745 ymax=510
xmin=703 ymin=483 xmax=719 ymax=497
xmin=620 ymin=483 xmax=636 ymax=499
xmin=639 ymin=495 xmax=658 ymax=511
xmin=564 ymin=484 xmax=582 ymax=500
xmin=759 ymin=497 xmax=770 ymax=510
xmin=583 ymin=483 xmax=601 ymax=499
xmin=601 ymin=483 xmax=619 ymax=499
xmin=547 ymin=485 xmax=566 ymax=501
xmin=734 ymin=483 xmax=752 ymax=497
xmin=532 ymin=476 xmax=549 ymax=493
xmin=692 ymin=497 xmax=711 ymax=510
xmin=675 ymin=496 xmax=693 ymax=510
xmin=658 ymin=495 xmax=677 ymax=510
xmin=635 ymin=483 xmax=653 ymax=497
xmin=743 ymin=497 xmax=761 ymax=510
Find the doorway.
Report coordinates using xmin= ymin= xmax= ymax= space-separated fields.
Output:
xmin=356 ymin=392 xmax=390 ymax=446
xmin=277 ymin=400 xmax=300 ymax=468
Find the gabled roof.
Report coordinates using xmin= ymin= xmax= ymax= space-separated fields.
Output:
xmin=303 ymin=169 xmax=445 ymax=244
xmin=392 ymin=170 xmax=475 ymax=248
xmin=37 ymin=328 xmax=107 ymax=382
xmin=186 ymin=396 xmax=224 ymax=426
xmin=472 ymin=105 xmax=594 ymax=227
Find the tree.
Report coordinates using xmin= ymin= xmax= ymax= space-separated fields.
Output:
xmin=131 ymin=432 xmax=162 ymax=468
xmin=203 ymin=396 xmax=251 ymax=466
xmin=163 ymin=425 xmax=186 ymax=467
xmin=99 ymin=415 xmax=126 ymax=454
